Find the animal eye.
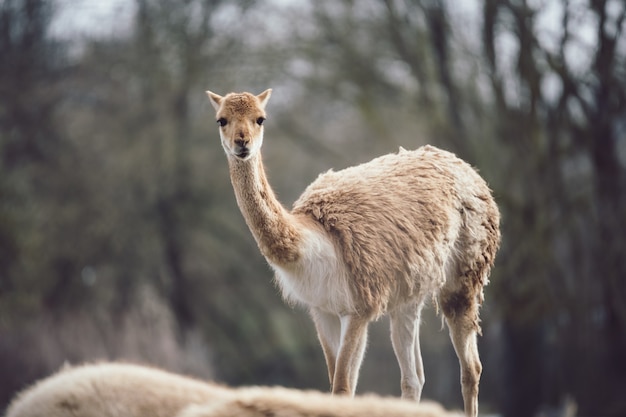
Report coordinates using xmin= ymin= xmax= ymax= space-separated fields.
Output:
xmin=217 ymin=118 xmax=227 ymax=127
xmin=256 ymin=117 xmax=265 ymax=126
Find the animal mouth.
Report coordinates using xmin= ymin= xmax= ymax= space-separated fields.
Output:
xmin=234 ymin=147 xmax=249 ymax=159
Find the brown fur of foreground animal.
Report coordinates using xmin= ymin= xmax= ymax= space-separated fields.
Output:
xmin=6 ymin=363 xmax=462 ymax=417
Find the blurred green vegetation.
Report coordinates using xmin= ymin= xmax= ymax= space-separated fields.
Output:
xmin=1 ymin=0 xmax=625 ymax=416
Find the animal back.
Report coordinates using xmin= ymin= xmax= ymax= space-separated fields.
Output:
xmin=292 ymin=146 xmax=474 ymax=316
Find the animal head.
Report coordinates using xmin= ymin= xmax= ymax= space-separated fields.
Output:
xmin=206 ymin=89 xmax=272 ymax=161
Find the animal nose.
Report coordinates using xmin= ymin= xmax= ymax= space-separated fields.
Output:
xmin=235 ymin=138 xmax=248 ymax=147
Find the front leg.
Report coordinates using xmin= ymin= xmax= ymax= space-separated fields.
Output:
xmin=310 ymin=308 xmax=341 ymax=390
xmin=333 ymin=314 xmax=369 ymax=396
xmin=390 ymin=301 xmax=425 ymax=401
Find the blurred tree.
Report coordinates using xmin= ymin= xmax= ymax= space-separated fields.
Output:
xmin=0 ymin=0 xmax=91 ymax=408
xmin=481 ymin=1 xmax=626 ymax=414
xmin=0 ymin=0 xmax=63 ymax=309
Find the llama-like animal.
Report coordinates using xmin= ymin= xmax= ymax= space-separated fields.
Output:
xmin=206 ymin=89 xmax=500 ymax=417
xmin=6 ymin=362 xmax=461 ymax=417
xmin=5 ymin=363 xmax=233 ymax=417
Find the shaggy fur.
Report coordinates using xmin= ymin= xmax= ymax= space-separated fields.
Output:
xmin=179 ymin=387 xmax=463 ymax=417
xmin=207 ymin=89 xmax=501 ymax=417
xmin=5 ymin=363 xmax=231 ymax=417
xmin=5 ymin=363 xmax=461 ymax=417
xmin=293 ymin=145 xmax=499 ymax=317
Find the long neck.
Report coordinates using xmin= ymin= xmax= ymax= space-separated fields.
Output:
xmin=228 ymin=153 xmax=303 ymax=266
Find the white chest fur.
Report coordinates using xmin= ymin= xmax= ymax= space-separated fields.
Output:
xmin=270 ymin=228 xmax=355 ymax=315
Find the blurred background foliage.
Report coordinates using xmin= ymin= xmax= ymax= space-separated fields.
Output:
xmin=1 ymin=0 xmax=625 ymax=416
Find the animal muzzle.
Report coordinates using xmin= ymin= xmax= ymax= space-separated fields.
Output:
xmin=233 ymin=138 xmax=250 ymax=158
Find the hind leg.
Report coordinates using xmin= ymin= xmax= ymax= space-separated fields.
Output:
xmin=440 ymin=288 xmax=483 ymax=417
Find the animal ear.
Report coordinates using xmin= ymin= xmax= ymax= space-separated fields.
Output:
xmin=206 ymin=91 xmax=223 ymax=111
xmin=257 ymin=89 xmax=272 ymax=109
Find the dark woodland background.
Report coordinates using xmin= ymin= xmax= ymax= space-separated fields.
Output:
xmin=1 ymin=1 xmax=625 ymax=416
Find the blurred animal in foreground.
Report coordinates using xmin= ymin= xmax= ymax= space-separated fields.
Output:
xmin=5 ymin=363 xmax=229 ymax=417
xmin=6 ymin=362 xmax=461 ymax=417
xmin=206 ymin=89 xmax=500 ymax=417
